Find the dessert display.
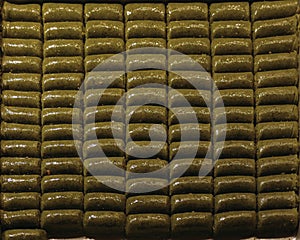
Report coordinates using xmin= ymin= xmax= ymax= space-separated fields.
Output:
xmin=0 ymin=0 xmax=299 ymax=239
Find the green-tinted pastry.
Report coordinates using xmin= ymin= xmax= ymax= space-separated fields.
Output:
xmin=171 ymin=194 xmax=213 ymax=214
xmin=84 ymin=211 xmax=125 ymax=237
xmin=214 ymin=176 xmax=255 ymax=194
xmin=41 ymin=192 xmax=83 ymax=210
xmin=127 ymin=123 xmax=166 ymax=141
xmin=2 ymin=90 xmax=40 ymax=108
xmin=126 ymin=159 xmax=168 ymax=179
xmin=212 ymin=38 xmax=252 ymax=56
xmin=41 ymin=175 xmax=83 ymax=193
xmin=84 ymin=157 xmax=125 ymax=176
xmin=85 ymin=71 xmax=124 ymax=89
xmin=214 ymin=89 xmax=254 ymax=107
xmin=215 ymin=141 xmax=255 ymax=159
xmin=126 ymin=38 xmax=166 ymax=50
xmin=43 ymin=56 xmax=83 ymax=74
xmin=253 ymin=16 xmax=297 ymax=39
xmin=213 ymin=72 xmax=253 ymax=89
xmin=1 ymin=192 xmax=40 ymax=210
xmin=42 ymin=90 xmax=78 ymax=108
xmin=126 ymin=20 xmax=166 ymax=39
xmin=83 ymin=139 xmax=124 ymax=159
xmin=171 ymin=212 xmax=212 ymax=238
xmin=214 ymin=123 xmax=254 ymax=141
xmin=1 ymin=157 xmax=41 ymax=175
xmin=84 ymin=106 xmax=124 ymax=124
xmin=257 ymin=155 xmax=299 ymax=176
xmin=43 ymin=73 xmax=83 ymax=91
xmin=2 ymin=210 xmax=40 ymax=229
xmin=257 ymin=209 xmax=298 ymax=237
xmin=3 ymin=56 xmax=42 ymax=73
xmin=1 ymin=122 xmax=40 ymax=140
xmin=215 ymin=193 xmax=256 ymax=213
xmin=85 ymin=54 xmax=124 ymax=72
xmin=1 ymin=175 xmax=41 ymax=192
xmin=41 ymin=210 xmax=83 ymax=238
xmin=2 ymin=229 xmax=47 ymax=240
xmin=128 ymin=106 xmax=167 ymax=124
xmin=41 ymin=140 xmax=81 ymax=158
xmin=256 ymin=86 xmax=298 ymax=105
xmin=214 ymin=159 xmax=255 ymax=177
xmin=84 ymin=193 xmax=125 ymax=211
xmin=256 ymin=105 xmax=298 ymax=123
xmin=44 ymin=22 xmax=83 ymax=40
xmin=85 ymin=122 xmax=124 ymax=140
xmin=169 ymin=107 xmax=210 ymax=125
xmin=86 ymin=20 xmax=124 ymax=38
xmin=127 ymin=70 xmax=167 ymax=88
xmin=126 ymin=141 xmax=168 ymax=160
xmin=170 ymin=176 xmax=212 ymax=195
xmin=214 ymin=211 xmax=256 ymax=238
xmin=257 ymin=174 xmax=298 ymax=193
xmin=170 ymin=158 xmax=213 ymax=179
xmin=3 ymin=21 xmax=42 ymax=39
xmin=42 ymin=124 xmax=82 ymax=141
xmin=84 ymin=176 xmax=125 ymax=193
xmin=85 ymin=38 xmax=124 ymax=55
xmin=255 ymin=69 xmax=298 ymax=88
xmin=2 ymin=39 xmax=42 ymax=57
xmin=42 ymin=108 xmax=82 ymax=125
xmin=3 ymin=2 xmax=41 ymax=22
xmin=43 ymin=3 xmax=82 ymax=22
xmin=126 ymin=178 xmax=168 ymax=196
xmin=169 ymin=123 xmax=210 ymax=142
xmin=168 ymin=38 xmax=210 ymax=55
xmin=169 ymin=89 xmax=210 ymax=107
xmin=85 ymin=4 xmax=123 ymax=22
xmin=211 ymin=21 xmax=251 ymax=38
xmin=1 ymin=140 xmax=40 ymax=157
xmin=125 ymin=3 xmax=165 ymax=21
xmin=213 ymin=55 xmax=253 ymax=73
xmin=2 ymin=73 xmax=41 ymax=91
xmin=210 ymin=2 xmax=249 ymax=21
xmin=167 ymin=3 xmax=208 ymax=22
xmin=257 ymin=138 xmax=298 ymax=158
xmin=169 ymin=54 xmax=211 ymax=71
xmin=85 ymin=88 xmax=124 ymax=107
xmin=168 ymin=21 xmax=209 ymax=39
xmin=258 ymin=191 xmax=298 ymax=210
xmin=214 ymin=107 xmax=254 ymax=124
xmin=44 ymin=40 xmax=83 ymax=57
xmin=127 ymin=195 xmax=169 ymax=214
xmin=127 ymin=88 xmax=166 ymax=106
xmin=126 ymin=214 xmax=169 ymax=238
xmin=170 ymin=141 xmax=211 ymax=159
xmin=42 ymin=158 xmax=82 ymax=175
xmin=256 ymin=121 xmax=298 ymax=140
xmin=254 ymin=35 xmax=298 ymax=55
xmin=254 ymin=52 xmax=297 ymax=73
xmin=251 ymin=0 xmax=298 ymax=21
xmin=168 ymin=71 xmax=211 ymax=90
xmin=126 ymin=54 xmax=166 ymax=71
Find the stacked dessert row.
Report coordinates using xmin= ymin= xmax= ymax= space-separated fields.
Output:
xmin=167 ymin=3 xmax=213 ymax=239
xmin=124 ymin=3 xmax=170 ymax=239
xmin=83 ymin=4 xmax=126 ymax=238
xmin=210 ymin=2 xmax=256 ymax=238
xmin=41 ymin=3 xmax=84 ymax=238
xmin=252 ymin=0 xmax=299 ymax=237
xmin=1 ymin=2 xmax=46 ymax=239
